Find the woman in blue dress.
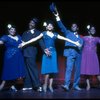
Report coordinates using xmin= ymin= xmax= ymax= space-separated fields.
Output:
xmin=19 ymin=20 xmax=81 ymax=92
xmin=0 ymin=24 xmax=25 ymax=91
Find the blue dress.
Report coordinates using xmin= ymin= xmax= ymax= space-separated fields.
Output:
xmin=41 ymin=31 xmax=58 ymax=74
xmin=0 ymin=35 xmax=25 ymax=80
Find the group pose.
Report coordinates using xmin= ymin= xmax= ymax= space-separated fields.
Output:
xmin=0 ymin=3 xmax=100 ymax=92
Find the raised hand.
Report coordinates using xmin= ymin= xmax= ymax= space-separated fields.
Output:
xmin=50 ymin=2 xmax=59 ymax=16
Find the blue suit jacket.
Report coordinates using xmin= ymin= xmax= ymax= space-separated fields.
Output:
xmin=57 ymin=20 xmax=83 ymax=58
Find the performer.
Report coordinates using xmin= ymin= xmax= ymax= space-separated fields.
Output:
xmin=0 ymin=24 xmax=25 ymax=91
xmin=19 ymin=20 xmax=81 ymax=92
xmin=49 ymin=3 xmax=83 ymax=91
xmin=81 ymin=25 xmax=100 ymax=90
xmin=21 ymin=18 xmax=49 ymax=92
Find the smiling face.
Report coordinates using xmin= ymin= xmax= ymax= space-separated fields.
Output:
xmin=29 ymin=20 xmax=36 ymax=29
xmin=71 ymin=23 xmax=78 ymax=32
xmin=89 ymin=26 xmax=96 ymax=35
xmin=8 ymin=27 xmax=16 ymax=36
xmin=46 ymin=23 xmax=54 ymax=31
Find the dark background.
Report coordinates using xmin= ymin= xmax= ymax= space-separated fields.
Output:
xmin=0 ymin=0 xmax=100 ymax=80
xmin=0 ymin=0 xmax=100 ymax=35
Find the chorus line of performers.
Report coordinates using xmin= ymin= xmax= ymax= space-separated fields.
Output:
xmin=0 ymin=3 xmax=100 ymax=92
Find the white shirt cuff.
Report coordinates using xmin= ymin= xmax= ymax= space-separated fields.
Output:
xmin=56 ymin=16 xmax=60 ymax=21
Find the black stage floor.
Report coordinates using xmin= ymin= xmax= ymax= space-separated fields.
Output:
xmin=0 ymin=85 xmax=100 ymax=99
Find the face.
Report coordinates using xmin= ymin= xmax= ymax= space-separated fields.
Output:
xmin=89 ymin=27 xmax=96 ymax=35
xmin=71 ymin=23 xmax=78 ymax=32
xmin=46 ymin=23 xmax=54 ymax=31
xmin=8 ymin=27 xmax=16 ymax=36
xmin=29 ymin=20 xmax=35 ymax=29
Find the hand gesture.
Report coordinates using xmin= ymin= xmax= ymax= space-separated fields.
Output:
xmin=75 ymin=41 xmax=82 ymax=48
xmin=44 ymin=48 xmax=51 ymax=57
xmin=18 ymin=41 xmax=26 ymax=48
xmin=50 ymin=2 xmax=59 ymax=16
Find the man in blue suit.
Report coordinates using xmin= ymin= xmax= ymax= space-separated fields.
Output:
xmin=22 ymin=18 xmax=49 ymax=92
xmin=50 ymin=4 xmax=83 ymax=91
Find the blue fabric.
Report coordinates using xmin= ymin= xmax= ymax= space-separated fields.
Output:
xmin=57 ymin=21 xmax=83 ymax=57
xmin=42 ymin=31 xmax=58 ymax=48
xmin=50 ymin=3 xmax=56 ymax=13
xmin=41 ymin=51 xmax=58 ymax=74
xmin=41 ymin=31 xmax=58 ymax=74
xmin=0 ymin=35 xmax=25 ymax=80
xmin=56 ymin=20 xmax=83 ymax=87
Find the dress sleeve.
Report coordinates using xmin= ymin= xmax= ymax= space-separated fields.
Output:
xmin=57 ymin=20 xmax=70 ymax=36
xmin=0 ymin=35 xmax=8 ymax=42
xmin=54 ymin=32 xmax=58 ymax=39
xmin=96 ymin=37 xmax=100 ymax=43
xmin=97 ymin=37 xmax=100 ymax=43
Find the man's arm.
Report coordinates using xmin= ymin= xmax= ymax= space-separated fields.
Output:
xmin=50 ymin=3 xmax=69 ymax=36
xmin=55 ymin=14 xmax=69 ymax=36
xmin=38 ymin=38 xmax=45 ymax=51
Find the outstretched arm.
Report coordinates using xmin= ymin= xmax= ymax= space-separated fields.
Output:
xmin=19 ymin=33 xmax=51 ymax=56
xmin=0 ymin=41 xmax=4 ymax=45
xmin=18 ymin=33 xmax=43 ymax=48
xmin=57 ymin=34 xmax=82 ymax=47
xmin=50 ymin=3 xmax=69 ymax=36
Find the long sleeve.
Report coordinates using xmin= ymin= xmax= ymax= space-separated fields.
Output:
xmin=56 ymin=16 xmax=69 ymax=36
xmin=38 ymin=38 xmax=46 ymax=52
xmin=0 ymin=35 xmax=8 ymax=42
xmin=21 ymin=31 xmax=29 ymax=42
xmin=97 ymin=37 xmax=100 ymax=44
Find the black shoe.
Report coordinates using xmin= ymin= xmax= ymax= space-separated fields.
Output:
xmin=61 ymin=85 xmax=69 ymax=91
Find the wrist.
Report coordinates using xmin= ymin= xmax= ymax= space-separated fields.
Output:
xmin=44 ymin=48 xmax=47 ymax=52
xmin=56 ymin=16 xmax=60 ymax=21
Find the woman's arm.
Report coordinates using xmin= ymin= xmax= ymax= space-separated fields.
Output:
xmin=57 ymin=34 xmax=81 ymax=47
xmin=0 ymin=41 xmax=4 ymax=45
xmin=18 ymin=33 xmax=43 ymax=48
